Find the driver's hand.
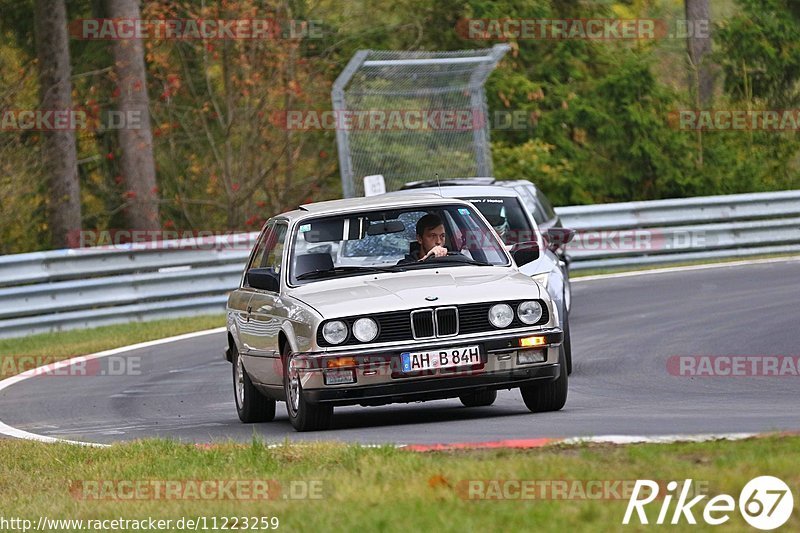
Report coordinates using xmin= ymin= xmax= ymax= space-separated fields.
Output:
xmin=421 ymin=245 xmax=448 ymax=260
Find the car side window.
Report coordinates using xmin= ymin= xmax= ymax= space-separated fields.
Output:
xmin=247 ymin=223 xmax=274 ymax=272
xmin=515 ymin=186 xmax=547 ymax=225
xmin=261 ymin=223 xmax=288 ymax=273
xmin=536 ymin=191 xmax=557 ymax=222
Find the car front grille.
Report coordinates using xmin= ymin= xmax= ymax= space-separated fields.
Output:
xmin=317 ymin=300 xmax=549 ymax=347
xmin=411 ymin=309 xmax=435 ymax=339
xmin=435 ymin=307 xmax=459 ymax=336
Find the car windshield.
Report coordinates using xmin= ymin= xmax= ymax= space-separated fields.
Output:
xmin=289 ymin=204 xmax=510 ymax=284
xmin=458 ymin=196 xmax=538 ymax=245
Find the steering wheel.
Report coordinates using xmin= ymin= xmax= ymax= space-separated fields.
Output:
xmin=422 ymin=251 xmax=463 ymax=262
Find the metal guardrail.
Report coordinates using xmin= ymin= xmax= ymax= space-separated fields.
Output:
xmin=0 ymin=191 xmax=798 ymax=338
xmin=556 ymin=190 xmax=800 ymax=270
xmin=0 ymin=234 xmax=258 ymax=338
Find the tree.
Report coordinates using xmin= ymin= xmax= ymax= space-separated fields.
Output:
xmin=144 ymin=0 xmax=334 ymax=230
xmin=33 ymin=0 xmax=81 ymax=248
xmin=685 ymin=0 xmax=714 ymax=107
xmin=106 ymin=0 xmax=160 ymax=230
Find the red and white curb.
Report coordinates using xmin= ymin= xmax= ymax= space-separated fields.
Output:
xmin=401 ymin=433 xmax=759 ymax=452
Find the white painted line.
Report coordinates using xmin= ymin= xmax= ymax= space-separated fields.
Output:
xmin=0 ymin=326 xmax=226 ymax=447
xmin=572 ymin=255 xmax=800 ymax=283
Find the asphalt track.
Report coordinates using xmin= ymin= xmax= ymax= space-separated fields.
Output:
xmin=1 ymin=259 xmax=799 ymax=445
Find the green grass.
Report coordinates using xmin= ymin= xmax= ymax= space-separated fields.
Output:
xmin=0 ymin=315 xmax=224 ymax=379
xmin=0 ymin=436 xmax=797 ymax=531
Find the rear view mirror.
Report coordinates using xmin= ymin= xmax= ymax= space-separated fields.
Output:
xmin=247 ymin=267 xmax=280 ymax=292
xmin=510 ymin=240 xmax=540 ymax=267
xmin=367 ymin=220 xmax=405 ymax=236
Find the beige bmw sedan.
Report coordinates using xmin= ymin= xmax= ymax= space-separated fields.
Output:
xmin=225 ymin=194 xmax=566 ymax=431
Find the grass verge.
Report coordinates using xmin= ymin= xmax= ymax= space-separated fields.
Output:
xmin=0 ymin=314 xmax=225 ymax=380
xmin=0 ymin=436 xmax=797 ymax=531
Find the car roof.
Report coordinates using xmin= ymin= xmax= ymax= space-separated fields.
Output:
xmin=275 ymin=193 xmax=473 ymax=222
xmin=384 ymin=185 xmax=523 ymax=199
xmin=401 ymin=176 xmax=540 ymax=193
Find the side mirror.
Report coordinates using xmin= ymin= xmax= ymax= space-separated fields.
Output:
xmin=544 ymin=228 xmax=575 ymax=251
xmin=247 ymin=267 xmax=280 ymax=292
xmin=510 ymin=240 xmax=540 ymax=267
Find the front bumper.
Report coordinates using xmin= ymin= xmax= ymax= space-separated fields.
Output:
xmin=305 ymin=364 xmax=559 ymax=405
xmin=295 ymin=328 xmax=563 ymax=406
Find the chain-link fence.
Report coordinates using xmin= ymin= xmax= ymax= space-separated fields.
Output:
xmin=332 ymin=45 xmax=510 ymax=197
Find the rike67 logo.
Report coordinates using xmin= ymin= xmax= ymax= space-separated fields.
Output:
xmin=623 ymin=476 xmax=794 ymax=530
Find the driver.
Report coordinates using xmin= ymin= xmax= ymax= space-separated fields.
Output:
xmin=397 ymin=213 xmax=449 ymax=265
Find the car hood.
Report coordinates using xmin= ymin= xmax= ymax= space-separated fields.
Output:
xmin=287 ymin=266 xmax=542 ymax=318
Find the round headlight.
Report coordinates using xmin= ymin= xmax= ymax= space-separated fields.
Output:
xmin=488 ymin=303 xmax=514 ymax=328
xmin=518 ymin=300 xmax=543 ymax=324
xmin=352 ymin=318 xmax=378 ymax=343
xmin=322 ymin=320 xmax=348 ymax=344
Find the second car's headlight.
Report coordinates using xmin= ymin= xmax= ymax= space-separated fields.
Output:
xmin=518 ymin=300 xmax=543 ymax=325
xmin=488 ymin=303 xmax=514 ymax=328
xmin=322 ymin=320 xmax=348 ymax=344
xmin=352 ymin=318 xmax=378 ymax=343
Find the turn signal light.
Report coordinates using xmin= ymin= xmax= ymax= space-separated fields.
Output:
xmin=326 ymin=357 xmax=357 ymax=368
xmin=519 ymin=336 xmax=546 ymax=348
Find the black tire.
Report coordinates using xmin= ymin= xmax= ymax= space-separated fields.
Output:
xmin=520 ymin=347 xmax=568 ymax=413
xmin=232 ymin=344 xmax=276 ymax=423
xmin=284 ymin=348 xmax=333 ymax=431
xmin=459 ymin=389 xmax=497 ymax=407
xmin=563 ymin=308 xmax=573 ymax=375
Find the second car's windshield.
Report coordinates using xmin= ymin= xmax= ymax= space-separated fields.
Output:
xmin=458 ymin=197 xmax=539 ymax=245
xmin=289 ymin=204 xmax=510 ymax=284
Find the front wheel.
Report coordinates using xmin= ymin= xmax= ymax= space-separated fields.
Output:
xmin=284 ymin=349 xmax=333 ymax=432
xmin=520 ymin=347 xmax=568 ymax=413
xmin=459 ymin=389 xmax=497 ymax=407
xmin=232 ymin=344 xmax=276 ymax=423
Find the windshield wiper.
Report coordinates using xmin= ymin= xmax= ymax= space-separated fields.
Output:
xmin=403 ymin=255 xmax=494 ymax=268
xmin=296 ymin=265 xmax=400 ymax=280
xmin=456 ymin=258 xmax=493 ymax=266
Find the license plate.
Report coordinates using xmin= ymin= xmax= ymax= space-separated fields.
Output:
xmin=401 ymin=345 xmax=481 ymax=373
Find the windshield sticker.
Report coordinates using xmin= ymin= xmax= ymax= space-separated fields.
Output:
xmin=299 ymin=224 xmax=311 ymax=233
xmin=458 ymin=208 xmax=471 ymax=216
